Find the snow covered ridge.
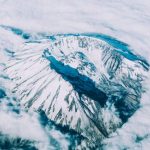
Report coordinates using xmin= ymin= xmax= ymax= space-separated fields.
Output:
xmin=2 ymin=26 xmax=149 ymax=148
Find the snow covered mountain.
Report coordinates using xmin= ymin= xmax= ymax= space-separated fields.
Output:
xmin=3 ymin=26 xmax=149 ymax=148
xmin=0 ymin=0 xmax=150 ymax=149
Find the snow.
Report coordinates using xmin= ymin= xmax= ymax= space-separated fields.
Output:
xmin=0 ymin=0 xmax=150 ymax=149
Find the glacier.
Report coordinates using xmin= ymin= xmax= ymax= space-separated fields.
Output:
xmin=0 ymin=0 xmax=150 ymax=149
